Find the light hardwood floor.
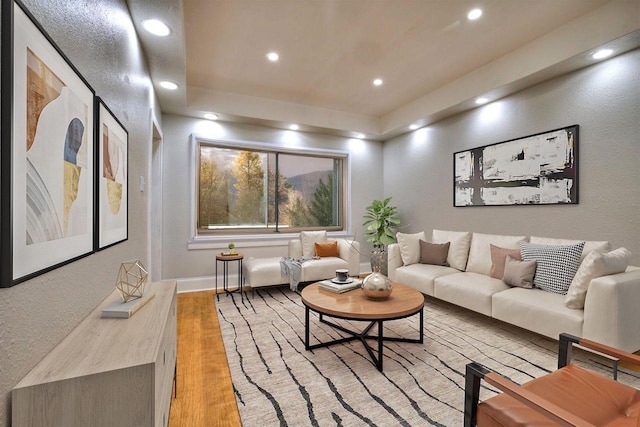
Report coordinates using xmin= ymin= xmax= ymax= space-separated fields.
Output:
xmin=169 ymin=290 xmax=241 ymax=427
xmin=169 ymin=289 xmax=640 ymax=426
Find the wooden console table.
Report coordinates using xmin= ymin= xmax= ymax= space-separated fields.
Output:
xmin=12 ymin=280 xmax=177 ymax=427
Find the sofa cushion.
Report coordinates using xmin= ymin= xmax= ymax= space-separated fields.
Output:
xmin=419 ymin=240 xmax=450 ymax=266
xmin=432 ymin=229 xmax=472 ymax=271
xmin=243 ymin=257 xmax=285 ymax=288
xmin=466 ymin=233 xmax=527 ymax=276
xmin=395 ymin=263 xmax=459 ymax=296
xmin=300 ymin=230 xmax=327 ymax=257
xmin=502 ymin=256 xmax=536 ymax=288
xmin=300 ymin=257 xmax=349 ymax=282
xmin=315 ymin=241 xmax=339 ymax=257
xmin=434 ymin=272 xmax=509 ymax=316
xmin=489 ymin=244 xmax=522 ymax=279
xmin=565 ymin=247 xmax=632 ymax=309
xmin=529 ymin=236 xmax=610 ymax=263
xmin=492 ymin=287 xmax=584 ymax=339
xmin=397 ymin=231 xmax=426 ymax=265
xmin=520 ymin=241 xmax=585 ymax=294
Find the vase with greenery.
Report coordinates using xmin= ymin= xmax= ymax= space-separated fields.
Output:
xmin=362 ymin=197 xmax=399 ymax=276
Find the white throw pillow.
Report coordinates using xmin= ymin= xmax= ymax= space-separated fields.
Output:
xmin=565 ymin=248 xmax=632 ymax=309
xmin=465 ymin=233 xmax=527 ymax=275
xmin=396 ymin=231 xmax=426 ymax=265
xmin=529 ymin=236 xmax=610 ymax=263
xmin=300 ymin=231 xmax=327 ymax=257
xmin=432 ymin=229 xmax=472 ymax=271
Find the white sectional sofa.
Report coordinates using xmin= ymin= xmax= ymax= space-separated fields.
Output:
xmin=388 ymin=229 xmax=640 ymax=352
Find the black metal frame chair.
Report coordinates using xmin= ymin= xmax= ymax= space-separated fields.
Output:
xmin=463 ymin=333 xmax=640 ymax=427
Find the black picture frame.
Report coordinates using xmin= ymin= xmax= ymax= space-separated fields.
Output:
xmin=453 ymin=125 xmax=579 ymax=207
xmin=1 ymin=0 xmax=96 ymax=287
xmin=95 ymin=97 xmax=129 ymax=250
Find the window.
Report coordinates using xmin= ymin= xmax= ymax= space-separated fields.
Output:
xmin=194 ymin=138 xmax=346 ymax=237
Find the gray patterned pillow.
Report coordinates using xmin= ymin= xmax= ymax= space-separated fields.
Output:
xmin=519 ymin=241 xmax=585 ymax=294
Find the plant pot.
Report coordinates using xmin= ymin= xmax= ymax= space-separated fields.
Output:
xmin=370 ymin=248 xmax=388 ymax=277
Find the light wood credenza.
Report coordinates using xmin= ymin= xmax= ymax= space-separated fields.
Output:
xmin=12 ymin=280 xmax=177 ymax=427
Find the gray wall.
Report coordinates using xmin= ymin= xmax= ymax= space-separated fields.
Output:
xmin=160 ymin=114 xmax=385 ymax=280
xmin=0 ymin=1 xmax=157 ymax=424
xmin=384 ymin=48 xmax=640 ymax=265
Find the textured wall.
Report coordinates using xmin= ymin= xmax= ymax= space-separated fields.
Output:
xmin=160 ymin=114 xmax=385 ymax=280
xmin=0 ymin=1 xmax=156 ymax=425
xmin=383 ymin=48 xmax=640 ymax=265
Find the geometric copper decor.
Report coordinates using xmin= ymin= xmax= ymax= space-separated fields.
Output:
xmin=115 ymin=259 xmax=148 ymax=302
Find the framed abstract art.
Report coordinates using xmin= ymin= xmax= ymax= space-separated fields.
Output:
xmin=96 ymin=98 xmax=128 ymax=250
xmin=454 ymin=125 xmax=579 ymax=207
xmin=1 ymin=0 xmax=95 ymax=286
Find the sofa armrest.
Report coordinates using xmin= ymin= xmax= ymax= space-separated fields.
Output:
xmin=288 ymin=239 xmax=303 ymax=258
xmin=337 ymin=239 xmax=360 ymax=276
xmin=582 ymin=268 xmax=640 ymax=352
xmin=387 ymin=243 xmax=403 ymax=281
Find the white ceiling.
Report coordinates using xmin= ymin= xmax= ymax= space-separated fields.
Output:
xmin=127 ymin=0 xmax=640 ymax=140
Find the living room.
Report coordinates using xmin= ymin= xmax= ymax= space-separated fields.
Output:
xmin=1 ymin=0 xmax=639 ymax=426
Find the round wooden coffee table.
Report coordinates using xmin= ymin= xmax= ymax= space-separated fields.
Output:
xmin=301 ymin=282 xmax=424 ymax=371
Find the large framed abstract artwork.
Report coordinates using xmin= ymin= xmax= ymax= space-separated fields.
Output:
xmin=454 ymin=125 xmax=578 ymax=207
xmin=1 ymin=0 xmax=95 ymax=286
xmin=96 ymin=98 xmax=128 ymax=250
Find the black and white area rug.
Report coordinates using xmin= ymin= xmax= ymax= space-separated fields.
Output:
xmin=216 ymin=287 xmax=640 ymax=426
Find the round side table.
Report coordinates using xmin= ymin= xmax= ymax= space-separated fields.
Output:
xmin=215 ymin=253 xmax=244 ymax=301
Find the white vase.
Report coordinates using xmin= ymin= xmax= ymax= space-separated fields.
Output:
xmin=362 ymin=266 xmax=392 ymax=300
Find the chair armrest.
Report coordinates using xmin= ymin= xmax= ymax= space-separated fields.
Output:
xmin=337 ymin=239 xmax=360 ymax=276
xmin=558 ymin=333 xmax=640 ymax=369
xmin=288 ymin=239 xmax=303 ymax=258
xmin=464 ymin=362 xmax=595 ymax=427
xmin=387 ymin=243 xmax=402 ymax=281
xmin=582 ymin=268 xmax=640 ymax=352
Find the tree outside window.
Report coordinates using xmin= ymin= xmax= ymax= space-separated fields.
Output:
xmin=197 ymin=144 xmax=344 ymax=234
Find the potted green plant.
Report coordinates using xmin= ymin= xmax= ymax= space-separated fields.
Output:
xmin=227 ymin=242 xmax=236 ymax=255
xmin=362 ymin=197 xmax=400 ymax=275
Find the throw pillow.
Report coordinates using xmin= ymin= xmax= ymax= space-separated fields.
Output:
xmin=502 ymin=256 xmax=536 ymax=288
xmin=419 ymin=240 xmax=450 ymax=266
xmin=300 ymin=230 xmax=327 ymax=257
xmin=519 ymin=241 xmax=585 ymax=295
xmin=396 ymin=231 xmax=426 ymax=265
xmin=489 ymin=244 xmax=522 ymax=279
xmin=432 ymin=229 xmax=472 ymax=270
xmin=565 ymin=247 xmax=632 ymax=309
xmin=314 ymin=241 xmax=340 ymax=258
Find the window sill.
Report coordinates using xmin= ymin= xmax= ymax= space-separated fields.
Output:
xmin=187 ymin=231 xmax=356 ymax=250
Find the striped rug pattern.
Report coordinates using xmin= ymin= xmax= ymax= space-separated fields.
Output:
xmin=216 ymin=287 xmax=640 ymax=426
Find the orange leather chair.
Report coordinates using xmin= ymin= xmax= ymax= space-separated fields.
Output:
xmin=464 ymin=333 xmax=640 ymax=426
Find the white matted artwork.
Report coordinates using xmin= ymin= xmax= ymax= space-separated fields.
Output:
xmin=454 ymin=125 xmax=578 ymax=207
xmin=97 ymin=98 xmax=128 ymax=249
xmin=1 ymin=0 xmax=95 ymax=286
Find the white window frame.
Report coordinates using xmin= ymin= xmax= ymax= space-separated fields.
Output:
xmin=188 ymin=134 xmax=352 ymax=250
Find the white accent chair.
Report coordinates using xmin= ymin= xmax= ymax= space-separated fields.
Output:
xmin=287 ymin=238 xmax=360 ymax=283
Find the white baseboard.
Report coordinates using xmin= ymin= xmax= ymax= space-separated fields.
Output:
xmin=177 ymin=275 xmax=240 ymax=293
xmin=177 ymin=261 xmax=372 ymax=294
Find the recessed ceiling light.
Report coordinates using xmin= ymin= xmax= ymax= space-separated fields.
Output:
xmin=592 ymin=49 xmax=613 ymax=60
xmin=354 ymin=133 xmax=365 ymax=139
xmin=467 ymin=8 xmax=483 ymax=20
xmin=475 ymin=97 xmax=489 ymax=105
xmin=267 ymin=52 xmax=279 ymax=62
xmin=373 ymin=78 xmax=383 ymax=86
xmin=409 ymin=124 xmax=419 ymax=130
xmin=142 ymin=19 xmax=171 ymax=37
xmin=204 ymin=113 xmax=218 ymax=120
xmin=289 ymin=124 xmax=299 ymax=130
xmin=159 ymin=81 xmax=178 ymax=90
